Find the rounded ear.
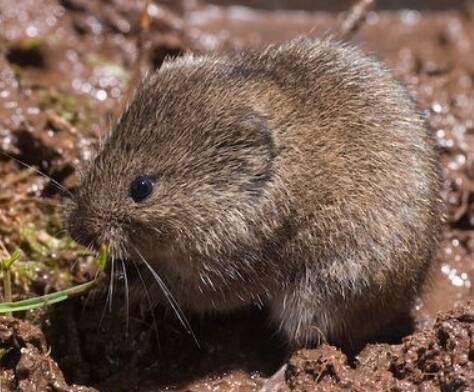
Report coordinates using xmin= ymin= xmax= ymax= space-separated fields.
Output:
xmin=235 ymin=112 xmax=276 ymax=191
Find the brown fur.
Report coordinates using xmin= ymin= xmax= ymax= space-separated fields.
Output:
xmin=66 ymin=37 xmax=442 ymax=348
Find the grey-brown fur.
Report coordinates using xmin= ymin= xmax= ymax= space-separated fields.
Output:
xmin=66 ymin=37 xmax=442 ymax=348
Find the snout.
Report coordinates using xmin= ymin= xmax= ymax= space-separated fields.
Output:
xmin=66 ymin=206 xmax=126 ymax=256
xmin=66 ymin=209 xmax=98 ymax=249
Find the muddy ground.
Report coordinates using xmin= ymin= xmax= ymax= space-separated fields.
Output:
xmin=1 ymin=0 xmax=474 ymax=391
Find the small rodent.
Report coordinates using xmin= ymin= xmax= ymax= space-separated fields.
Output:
xmin=66 ymin=37 xmax=442 ymax=349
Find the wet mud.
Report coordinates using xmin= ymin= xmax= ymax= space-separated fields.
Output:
xmin=1 ymin=0 xmax=474 ymax=391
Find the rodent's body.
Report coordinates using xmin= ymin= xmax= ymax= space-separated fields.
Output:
xmin=67 ymin=38 xmax=442 ymax=348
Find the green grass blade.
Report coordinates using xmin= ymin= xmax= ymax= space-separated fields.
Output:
xmin=96 ymin=244 xmax=108 ymax=271
xmin=2 ymin=249 xmax=22 ymax=269
xmin=0 ymin=279 xmax=96 ymax=313
xmin=0 ymin=295 xmax=68 ymax=312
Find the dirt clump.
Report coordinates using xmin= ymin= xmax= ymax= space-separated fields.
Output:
xmin=0 ymin=316 xmax=97 ymax=392
xmin=286 ymin=303 xmax=474 ymax=391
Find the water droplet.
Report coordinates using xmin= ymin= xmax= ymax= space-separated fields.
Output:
xmin=96 ymin=89 xmax=107 ymax=101
xmin=432 ymin=103 xmax=442 ymax=113
xmin=26 ymin=25 xmax=38 ymax=37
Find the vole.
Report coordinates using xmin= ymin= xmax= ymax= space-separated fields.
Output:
xmin=66 ymin=37 xmax=442 ymax=349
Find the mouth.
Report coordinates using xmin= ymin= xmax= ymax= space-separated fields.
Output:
xmin=96 ymin=240 xmax=199 ymax=345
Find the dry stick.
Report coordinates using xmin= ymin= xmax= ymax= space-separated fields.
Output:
xmin=338 ymin=0 xmax=376 ymax=39
xmin=140 ymin=0 xmax=151 ymax=32
xmin=114 ymin=0 xmax=151 ymax=119
xmin=135 ymin=0 xmax=151 ymax=80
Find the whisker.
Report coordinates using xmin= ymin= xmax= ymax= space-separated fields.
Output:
xmin=70 ymin=239 xmax=95 ymax=273
xmin=97 ymin=283 xmax=110 ymax=332
xmin=23 ymin=196 xmax=66 ymax=208
xmin=108 ymin=255 xmax=116 ymax=312
xmin=132 ymin=244 xmax=200 ymax=347
xmin=54 ymin=229 xmax=67 ymax=237
xmin=129 ymin=256 xmax=160 ymax=348
xmin=0 ymin=149 xmax=75 ymax=199
xmin=98 ymin=256 xmax=114 ymax=331
xmin=81 ymin=268 xmax=101 ymax=317
xmin=120 ymin=259 xmax=130 ymax=336
xmin=69 ymin=257 xmax=81 ymax=274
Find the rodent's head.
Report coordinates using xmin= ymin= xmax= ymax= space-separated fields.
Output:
xmin=66 ymin=56 xmax=279 ymax=272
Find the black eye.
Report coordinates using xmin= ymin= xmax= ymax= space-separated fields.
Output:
xmin=130 ymin=175 xmax=153 ymax=202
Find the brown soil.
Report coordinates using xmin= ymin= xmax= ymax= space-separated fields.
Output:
xmin=287 ymin=303 xmax=474 ymax=391
xmin=0 ymin=315 xmax=95 ymax=391
xmin=1 ymin=0 xmax=474 ymax=391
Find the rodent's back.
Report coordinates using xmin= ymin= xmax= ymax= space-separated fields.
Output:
xmin=235 ymin=38 xmax=442 ymax=344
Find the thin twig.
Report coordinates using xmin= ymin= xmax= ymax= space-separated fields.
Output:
xmin=115 ymin=0 xmax=151 ymax=119
xmin=338 ymin=0 xmax=376 ymax=38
